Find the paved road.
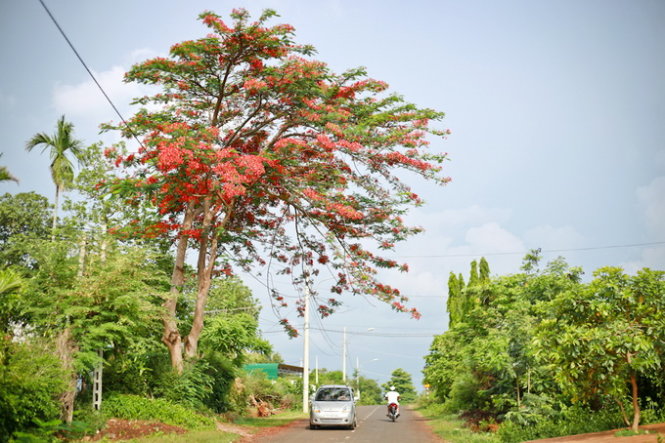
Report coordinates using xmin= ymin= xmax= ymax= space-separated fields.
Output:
xmin=252 ymin=405 xmax=442 ymax=443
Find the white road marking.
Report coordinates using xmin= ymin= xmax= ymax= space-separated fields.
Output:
xmin=360 ymin=405 xmax=381 ymax=423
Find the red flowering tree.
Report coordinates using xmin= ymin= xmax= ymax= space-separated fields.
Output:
xmin=105 ymin=8 xmax=450 ymax=372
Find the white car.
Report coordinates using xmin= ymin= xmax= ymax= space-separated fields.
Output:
xmin=309 ymin=385 xmax=357 ymax=430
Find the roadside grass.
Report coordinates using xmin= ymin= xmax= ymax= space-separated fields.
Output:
xmin=122 ymin=429 xmax=240 ymax=442
xmin=89 ymin=409 xmax=306 ymax=442
xmin=416 ymin=404 xmax=500 ymax=443
xmin=234 ymin=410 xmax=307 ymax=428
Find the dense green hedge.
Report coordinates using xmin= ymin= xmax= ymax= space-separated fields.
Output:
xmin=103 ymin=394 xmax=216 ymax=429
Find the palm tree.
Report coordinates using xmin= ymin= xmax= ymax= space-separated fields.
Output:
xmin=0 ymin=153 xmax=18 ymax=183
xmin=26 ymin=115 xmax=83 ymax=236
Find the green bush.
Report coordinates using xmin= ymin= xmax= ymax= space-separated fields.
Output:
xmin=497 ymin=405 xmax=624 ymax=442
xmin=0 ymin=338 xmax=67 ymax=442
xmin=152 ymin=361 xmax=215 ymax=412
xmin=103 ymin=394 xmax=215 ymax=429
xmin=196 ymin=352 xmax=238 ymax=413
xmin=443 ymin=372 xmax=489 ymax=413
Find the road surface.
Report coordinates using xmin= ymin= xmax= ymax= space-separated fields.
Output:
xmin=250 ymin=405 xmax=442 ymax=442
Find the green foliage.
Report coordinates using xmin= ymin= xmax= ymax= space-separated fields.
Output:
xmin=236 ymin=371 xmax=303 ymax=411
xmin=0 ymin=192 xmax=51 ymax=245
xmin=416 ymin=403 xmax=500 ymax=443
xmin=536 ymin=267 xmax=665 ymax=428
xmin=103 ymin=394 xmax=215 ymax=429
xmin=479 ymin=257 xmax=490 ymax=282
xmin=0 ymin=268 xmax=24 ymax=335
xmin=23 ymin=239 xmax=168 ymax=371
xmin=0 ymin=154 xmax=18 ymax=184
xmin=25 ymin=115 xmax=83 ymax=194
xmin=314 ymin=369 xmax=344 ymax=386
xmin=0 ymin=338 xmax=67 ymax=442
xmin=469 ymin=260 xmax=479 ymax=286
xmin=152 ymin=362 xmax=216 ymax=412
xmin=200 ymin=313 xmax=271 ymax=366
xmin=0 ymin=192 xmax=51 ymax=267
xmin=383 ymin=368 xmax=418 ymax=403
xmin=425 ymin=255 xmax=665 ymax=441
xmin=497 ymin=405 xmax=624 ymax=442
xmin=356 ymin=375 xmax=383 ymax=405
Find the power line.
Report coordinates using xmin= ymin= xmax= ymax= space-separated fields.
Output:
xmin=38 ymin=0 xmax=145 ymax=150
xmin=309 ymin=327 xmax=436 ymax=338
xmin=396 ymin=241 xmax=665 ymax=259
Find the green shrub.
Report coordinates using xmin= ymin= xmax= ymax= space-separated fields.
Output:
xmin=497 ymin=405 xmax=624 ymax=442
xmin=152 ymin=361 xmax=215 ymax=412
xmin=443 ymin=373 xmax=489 ymax=413
xmin=0 ymin=338 xmax=67 ymax=442
xmin=103 ymin=394 xmax=215 ymax=429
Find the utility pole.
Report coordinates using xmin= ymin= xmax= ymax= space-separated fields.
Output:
xmin=315 ymin=355 xmax=319 ymax=386
xmin=342 ymin=327 xmax=347 ymax=382
xmin=93 ymin=228 xmax=108 ymax=411
xmin=302 ymin=267 xmax=312 ymax=414
xmin=356 ymin=356 xmax=360 ymax=401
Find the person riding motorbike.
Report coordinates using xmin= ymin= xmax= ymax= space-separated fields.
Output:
xmin=385 ymin=386 xmax=400 ymax=418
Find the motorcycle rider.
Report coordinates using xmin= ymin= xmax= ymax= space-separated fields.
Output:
xmin=385 ymin=385 xmax=400 ymax=418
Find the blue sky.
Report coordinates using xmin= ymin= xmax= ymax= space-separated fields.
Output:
xmin=1 ymin=0 xmax=664 ymax=389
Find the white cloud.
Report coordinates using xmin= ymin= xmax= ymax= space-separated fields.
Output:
xmin=524 ymin=224 xmax=585 ymax=250
xmin=622 ymin=176 xmax=665 ymax=272
xmin=464 ymin=222 xmax=525 ymax=253
xmin=52 ymin=65 xmax=143 ymax=119
xmin=407 ymin=204 xmax=511 ymax=231
xmin=622 ymin=246 xmax=665 ymax=274
xmin=637 ymin=176 xmax=665 ymax=238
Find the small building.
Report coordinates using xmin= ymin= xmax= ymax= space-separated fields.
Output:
xmin=242 ymin=363 xmax=304 ymax=380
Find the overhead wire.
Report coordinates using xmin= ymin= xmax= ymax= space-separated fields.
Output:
xmin=38 ymin=0 xmax=145 ymax=151
xmin=395 ymin=241 xmax=665 ymax=259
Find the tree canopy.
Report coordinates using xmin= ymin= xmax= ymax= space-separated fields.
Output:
xmin=104 ymin=8 xmax=450 ymax=371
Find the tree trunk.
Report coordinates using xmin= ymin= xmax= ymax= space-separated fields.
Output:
xmin=184 ymin=198 xmax=218 ymax=359
xmin=55 ymin=328 xmax=78 ymax=423
xmin=614 ymin=397 xmax=631 ymax=427
xmin=630 ymin=373 xmax=640 ymax=432
xmin=162 ymin=206 xmax=194 ymax=373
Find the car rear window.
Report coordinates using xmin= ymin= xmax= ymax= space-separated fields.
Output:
xmin=315 ymin=387 xmax=352 ymax=401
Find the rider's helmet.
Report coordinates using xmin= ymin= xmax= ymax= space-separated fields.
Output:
xmin=390 ymin=386 xmax=395 ymax=391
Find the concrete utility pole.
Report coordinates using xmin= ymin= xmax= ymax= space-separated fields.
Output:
xmin=302 ymin=268 xmax=312 ymax=413
xmin=93 ymin=228 xmax=108 ymax=411
xmin=356 ymin=356 xmax=360 ymax=401
xmin=342 ymin=327 xmax=347 ymax=381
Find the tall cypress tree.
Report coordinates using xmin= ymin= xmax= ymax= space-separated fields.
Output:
xmin=447 ymin=272 xmax=459 ymax=325
xmin=469 ymin=260 xmax=479 ymax=286
xmin=479 ymin=257 xmax=490 ymax=282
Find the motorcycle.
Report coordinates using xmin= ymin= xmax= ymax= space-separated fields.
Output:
xmin=387 ymin=403 xmax=399 ymax=422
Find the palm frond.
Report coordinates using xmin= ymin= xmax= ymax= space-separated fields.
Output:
xmin=0 ymin=269 xmax=23 ymax=295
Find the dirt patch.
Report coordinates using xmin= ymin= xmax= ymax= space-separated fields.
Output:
xmin=83 ymin=418 xmax=186 ymax=441
xmin=524 ymin=422 xmax=665 ymax=443
xmin=215 ymin=420 xmax=253 ymax=437
xmin=237 ymin=417 xmax=309 ymax=442
xmin=410 ymin=408 xmax=448 ymax=442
